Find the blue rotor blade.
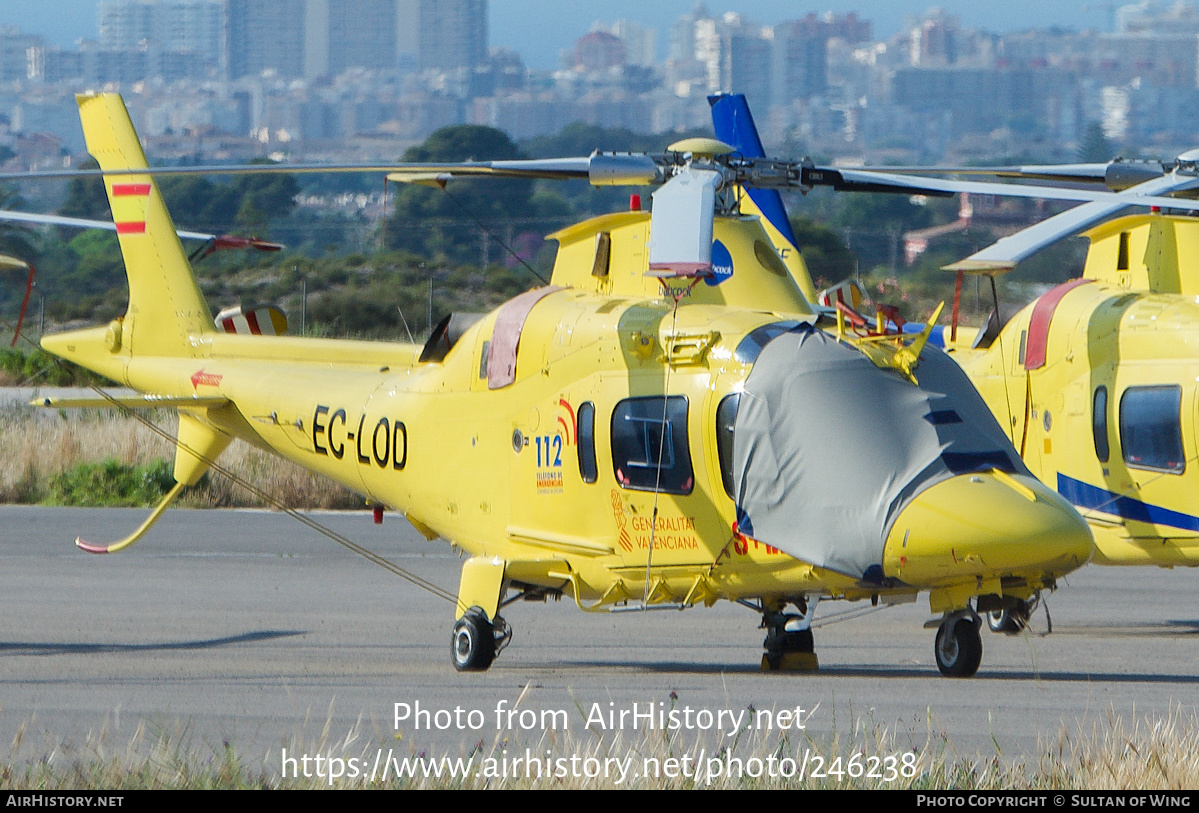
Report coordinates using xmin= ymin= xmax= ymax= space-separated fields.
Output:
xmin=708 ymin=93 xmax=800 ymax=251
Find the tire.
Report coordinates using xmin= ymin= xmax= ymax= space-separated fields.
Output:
xmin=779 ymin=628 xmax=814 ymax=653
xmin=987 ymin=602 xmax=1031 ymax=635
xmin=452 ymin=607 xmax=495 ymax=672
xmin=763 ymin=614 xmax=814 ymax=654
xmin=934 ymin=618 xmax=982 ymax=678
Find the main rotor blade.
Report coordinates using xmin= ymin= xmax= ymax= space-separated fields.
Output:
xmin=804 ymin=167 xmax=1190 ymax=204
xmin=0 ymin=209 xmax=281 ymax=256
xmin=386 ymin=154 xmax=660 ymax=186
xmin=386 ymin=156 xmax=591 ymax=182
xmin=0 ymin=163 xmax=407 ymax=182
xmin=834 ymin=161 xmax=1166 ymax=191
xmin=0 ymin=155 xmax=658 ymax=185
xmin=837 ymin=163 xmax=1110 ymax=180
xmin=946 ymin=173 xmax=1199 ymax=273
xmin=0 ymin=208 xmax=213 ymax=240
xmin=5 ymin=144 xmax=1195 ymax=227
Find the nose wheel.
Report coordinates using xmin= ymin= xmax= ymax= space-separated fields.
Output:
xmin=452 ymin=607 xmax=511 ymax=672
xmin=934 ymin=611 xmax=982 ymax=677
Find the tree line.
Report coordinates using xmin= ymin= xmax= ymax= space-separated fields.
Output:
xmin=0 ymin=119 xmax=1103 ymax=340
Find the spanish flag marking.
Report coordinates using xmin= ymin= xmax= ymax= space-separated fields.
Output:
xmin=110 ymin=182 xmax=151 ymax=234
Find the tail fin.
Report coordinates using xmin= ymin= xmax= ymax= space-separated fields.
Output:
xmin=77 ymin=93 xmax=212 ymax=353
xmin=708 ymin=93 xmax=819 ymax=303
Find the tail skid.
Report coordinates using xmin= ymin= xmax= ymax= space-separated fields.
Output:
xmin=66 ymin=405 xmax=233 ymax=553
xmin=75 ymin=481 xmax=186 ymax=554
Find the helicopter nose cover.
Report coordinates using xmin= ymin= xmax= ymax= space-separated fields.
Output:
xmin=732 ymin=324 xmax=1025 ymax=579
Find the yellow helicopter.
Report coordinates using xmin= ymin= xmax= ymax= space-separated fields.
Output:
xmin=710 ymin=93 xmax=1199 ymax=633
xmin=938 ymin=175 xmax=1199 ymax=629
xmin=14 ymin=92 xmax=1100 ymax=678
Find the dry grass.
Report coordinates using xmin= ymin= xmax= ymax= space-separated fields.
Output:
xmin=4 ymin=704 xmax=1199 ymax=789
xmin=1030 ymin=711 xmax=1199 ymax=791
xmin=0 ymin=401 xmax=363 ymax=509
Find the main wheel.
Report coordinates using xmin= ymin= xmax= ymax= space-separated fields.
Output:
xmin=986 ymin=601 xmax=1031 ymax=634
xmin=452 ymin=607 xmax=495 ymax=672
xmin=761 ymin=612 xmax=818 ymax=671
xmin=763 ymin=614 xmax=815 ymax=654
xmin=934 ymin=618 xmax=982 ymax=677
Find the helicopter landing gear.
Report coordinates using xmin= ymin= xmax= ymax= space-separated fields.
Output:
xmin=986 ymin=595 xmax=1036 ymax=635
xmin=451 ymin=606 xmax=512 ymax=672
xmin=760 ymin=600 xmax=819 ymax=672
xmin=934 ymin=610 xmax=982 ymax=678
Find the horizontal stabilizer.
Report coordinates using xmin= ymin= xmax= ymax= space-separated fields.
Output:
xmin=214 ymin=304 xmax=287 ymax=336
xmin=35 ymin=394 xmax=229 ymax=409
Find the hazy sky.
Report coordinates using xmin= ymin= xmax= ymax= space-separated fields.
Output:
xmin=0 ymin=1 xmax=1107 ymax=69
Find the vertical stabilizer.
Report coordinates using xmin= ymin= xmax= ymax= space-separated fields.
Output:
xmin=709 ymin=93 xmax=819 ymax=303
xmin=76 ymin=93 xmax=212 ymax=353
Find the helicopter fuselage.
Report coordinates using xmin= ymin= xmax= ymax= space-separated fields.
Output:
xmin=952 ymin=213 xmax=1199 ymax=567
xmin=39 ymin=92 xmax=1095 ymax=676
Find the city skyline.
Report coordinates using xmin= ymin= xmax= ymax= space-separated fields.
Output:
xmin=1 ymin=0 xmax=1191 ymax=165
xmin=0 ymin=0 xmax=1109 ymax=70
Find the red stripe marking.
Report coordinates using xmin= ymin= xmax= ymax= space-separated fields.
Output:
xmin=558 ymin=398 xmax=576 ymax=444
xmin=244 ymin=310 xmax=262 ymax=335
xmin=111 ymin=183 xmax=151 ymax=196
xmin=1024 ymin=279 xmax=1093 ymax=370
xmin=221 ymin=318 xmax=237 ymax=334
xmin=75 ymin=538 xmax=111 ymax=554
xmin=115 ymin=222 xmax=146 ymax=234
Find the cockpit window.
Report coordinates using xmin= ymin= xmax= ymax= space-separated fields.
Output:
xmin=1120 ymin=386 xmax=1185 ymax=473
xmin=611 ymin=396 xmax=693 ymax=494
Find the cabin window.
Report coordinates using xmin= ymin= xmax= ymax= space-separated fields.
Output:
xmin=1092 ymin=386 xmax=1110 ymax=463
xmin=577 ymin=401 xmax=597 ymax=484
xmin=1119 ymin=386 xmax=1184 ymax=473
xmin=1117 ymin=232 xmax=1130 ymax=271
xmin=611 ymin=396 xmax=693 ymax=494
xmin=716 ymin=393 xmax=740 ymax=498
xmin=591 ymin=233 xmax=611 ymax=278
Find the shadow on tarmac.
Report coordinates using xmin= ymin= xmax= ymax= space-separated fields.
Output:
xmin=0 ymin=630 xmax=305 ymax=656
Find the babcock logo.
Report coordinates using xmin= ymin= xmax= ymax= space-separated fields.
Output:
xmin=706 ymin=239 xmax=734 ymax=286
